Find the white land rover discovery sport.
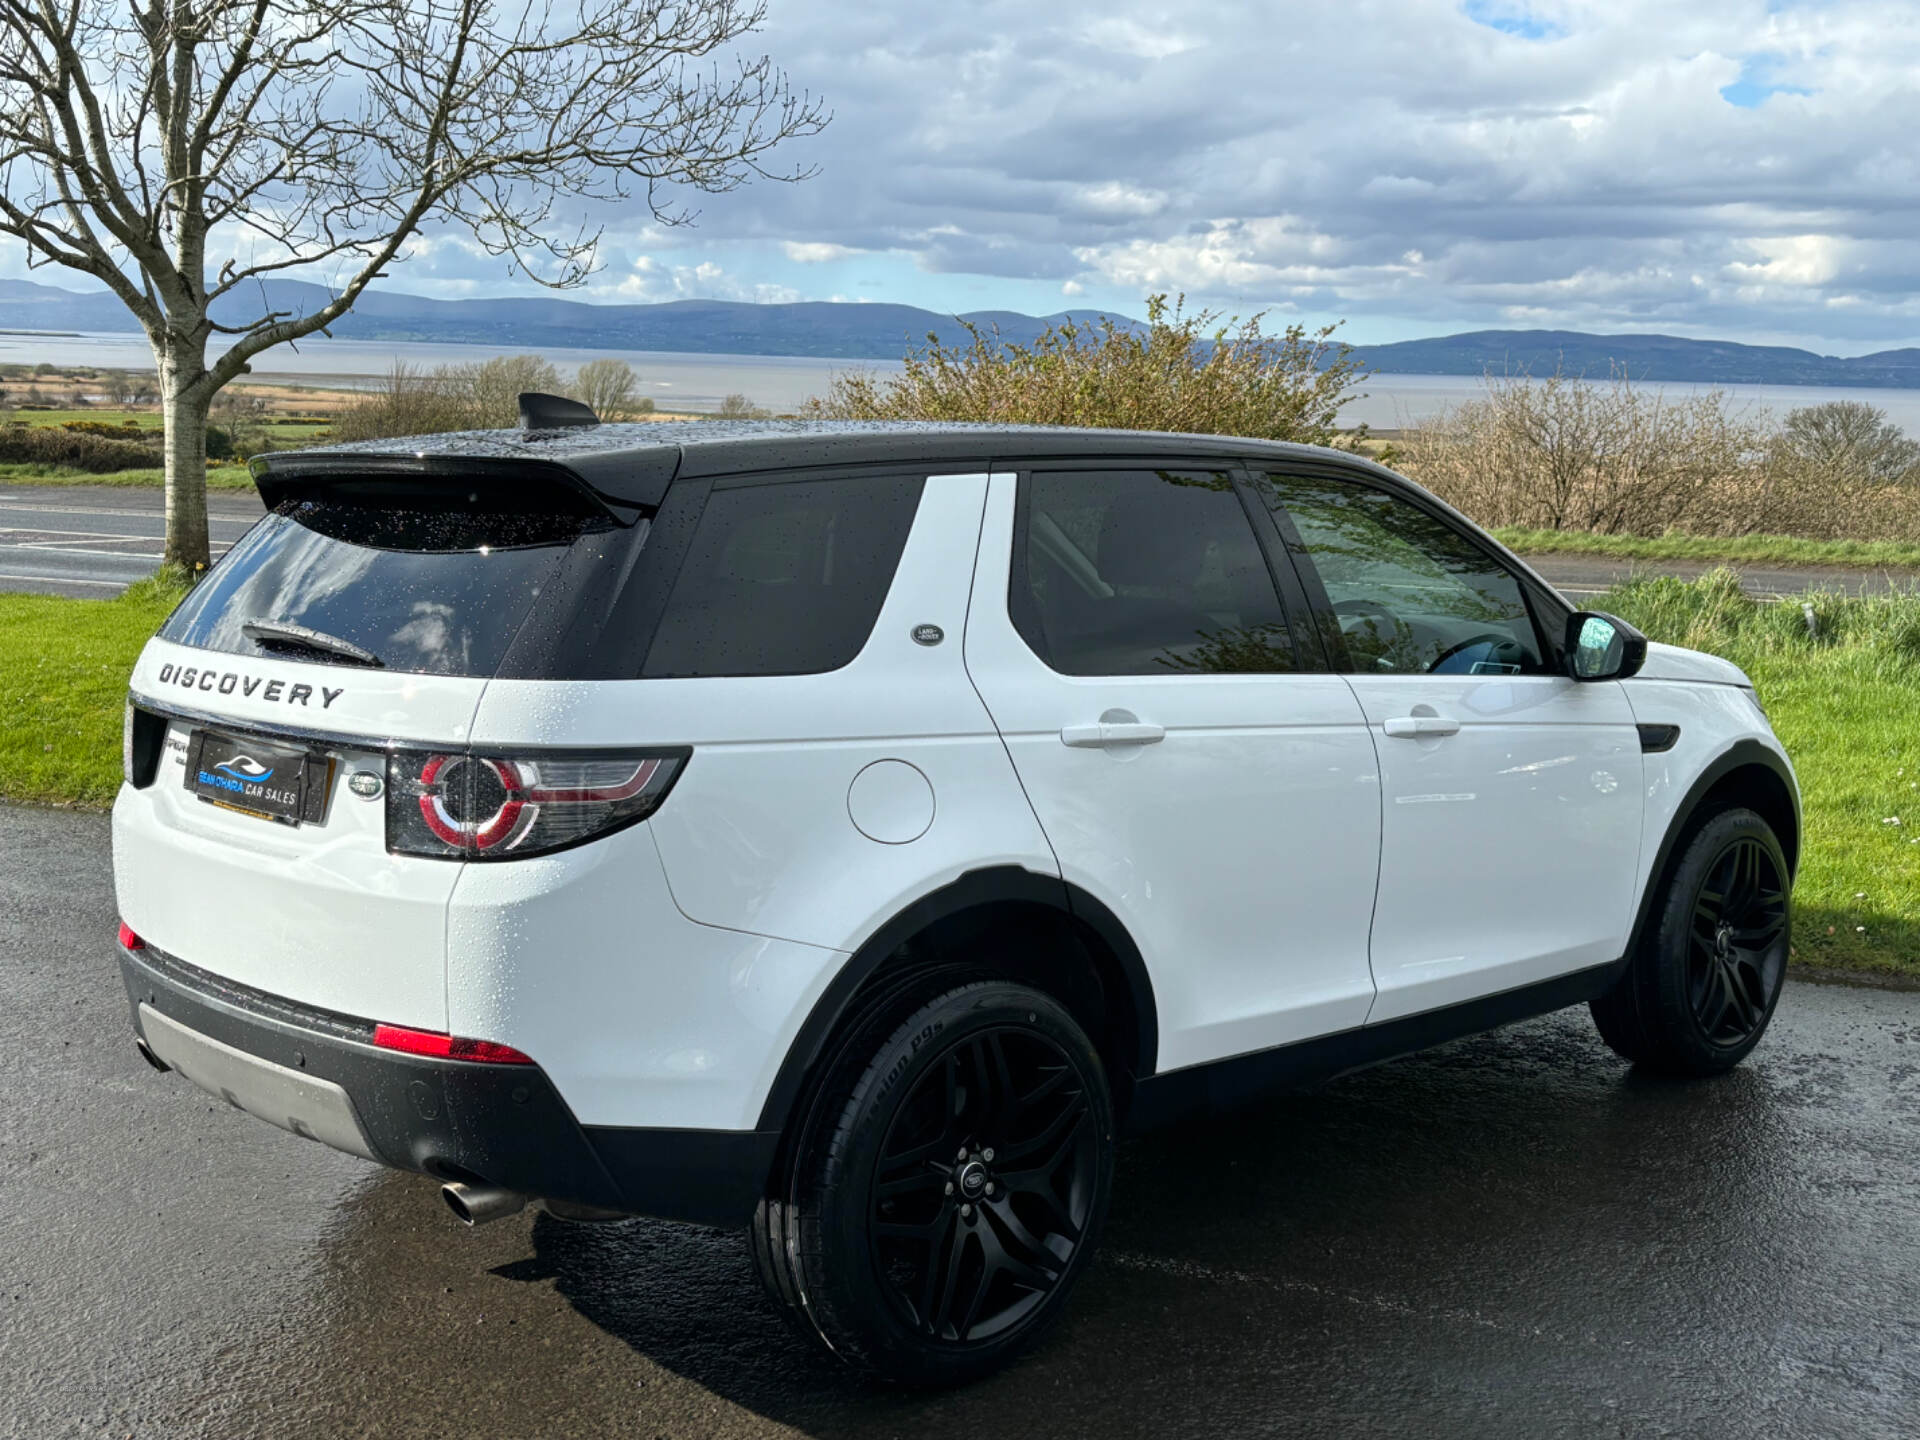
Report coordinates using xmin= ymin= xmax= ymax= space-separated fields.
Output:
xmin=113 ymin=404 xmax=1798 ymax=1384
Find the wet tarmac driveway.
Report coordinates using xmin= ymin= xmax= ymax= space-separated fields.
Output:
xmin=4 ymin=803 xmax=1917 ymax=1438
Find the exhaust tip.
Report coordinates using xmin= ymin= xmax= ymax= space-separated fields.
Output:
xmin=134 ymin=1037 xmax=170 ymax=1073
xmin=441 ymin=1182 xmax=527 ymax=1227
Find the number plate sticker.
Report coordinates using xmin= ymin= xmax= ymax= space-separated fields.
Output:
xmin=184 ymin=730 xmax=330 ymax=825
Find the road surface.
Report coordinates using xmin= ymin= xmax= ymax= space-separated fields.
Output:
xmin=3 ymin=802 xmax=1917 ymax=1438
xmin=0 ymin=487 xmax=259 ymax=597
xmin=2 ymin=484 xmax=1916 ymax=600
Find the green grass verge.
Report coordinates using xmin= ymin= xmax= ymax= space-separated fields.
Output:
xmin=1595 ymin=570 xmax=1920 ymax=976
xmin=1496 ymin=527 xmax=1920 ymax=570
xmin=0 ymin=461 xmax=257 ymax=490
xmin=1 ymin=567 xmax=1912 ymax=976
xmin=0 ymin=571 xmax=191 ymax=807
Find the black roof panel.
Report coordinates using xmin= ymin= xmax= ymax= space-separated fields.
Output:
xmin=255 ymin=420 xmax=1396 ymax=510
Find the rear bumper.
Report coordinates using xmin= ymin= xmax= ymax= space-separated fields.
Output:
xmin=118 ymin=942 xmax=776 ymax=1228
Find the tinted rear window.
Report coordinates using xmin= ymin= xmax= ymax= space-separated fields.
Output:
xmin=160 ymin=494 xmax=615 ymax=677
xmin=641 ymin=474 xmax=924 ymax=677
xmin=1014 ymin=468 xmax=1295 ymax=675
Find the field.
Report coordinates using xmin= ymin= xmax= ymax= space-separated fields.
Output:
xmin=1597 ymin=571 xmax=1919 ymax=975
xmin=2 ymin=568 xmax=1912 ymax=978
xmin=0 ymin=571 xmax=190 ymax=808
xmin=1493 ymin=527 xmax=1920 ymax=571
xmin=0 ymin=462 xmax=257 ymax=489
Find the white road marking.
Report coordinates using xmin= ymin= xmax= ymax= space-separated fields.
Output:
xmin=0 ymin=572 xmax=123 ymax=588
xmin=0 ymin=542 xmax=166 ymax=560
xmin=0 ymin=501 xmax=258 ymax=523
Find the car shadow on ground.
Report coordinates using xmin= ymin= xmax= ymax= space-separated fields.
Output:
xmin=511 ymin=1010 xmax=1803 ymax=1439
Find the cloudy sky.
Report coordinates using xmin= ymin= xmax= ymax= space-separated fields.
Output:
xmin=8 ymin=0 xmax=1916 ymax=351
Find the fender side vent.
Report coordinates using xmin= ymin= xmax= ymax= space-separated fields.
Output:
xmin=1637 ymin=723 xmax=1681 ymax=754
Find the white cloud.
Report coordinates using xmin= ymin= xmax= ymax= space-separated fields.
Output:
xmin=781 ymin=241 xmax=863 ymax=262
xmin=1080 ymin=16 xmax=1203 ymax=60
xmin=637 ymin=0 xmax=1920 ymax=343
xmin=35 ymin=0 xmax=1915 ymax=347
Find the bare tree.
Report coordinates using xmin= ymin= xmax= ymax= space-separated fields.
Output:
xmin=1779 ymin=401 xmax=1920 ymax=485
xmin=0 ymin=1 xmax=825 ymax=567
xmin=571 ymin=356 xmax=648 ymax=419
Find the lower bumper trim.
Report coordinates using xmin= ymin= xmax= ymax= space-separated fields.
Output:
xmin=120 ymin=944 xmax=775 ymax=1228
xmin=139 ymin=1003 xmax=376 ymax=1160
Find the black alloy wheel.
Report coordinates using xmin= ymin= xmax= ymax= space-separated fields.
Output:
xmin=1590 ymin=806 xmax=1792 ymax=1075
xmin=751 ymin=977 xmax=1115 ymax=1384
xmin=1685 ymin=836 xmax=1789 ymax=1047
xmin=870 ymin=1026 xmax=1097 ymax=1343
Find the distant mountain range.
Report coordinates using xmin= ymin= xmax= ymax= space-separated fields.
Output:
xmin=7 ymin=278 xmax=1920 ymax=388
xmin=1344 ymin=329 xmax=1920 ymax=388
xmin=0 ymin=277 xmax=1103 ymax=361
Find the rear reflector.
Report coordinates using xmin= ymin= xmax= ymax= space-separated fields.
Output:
xmin=370 ymin=1023 xmax=534 ymax=1065
xmin=117 ymin=922 xmax=144 ymax=951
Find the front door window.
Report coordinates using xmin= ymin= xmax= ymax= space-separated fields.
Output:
xmin=1261 ymin=475 xmax=1545 ymax=676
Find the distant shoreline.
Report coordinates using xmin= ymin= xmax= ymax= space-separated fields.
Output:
xmin=0 ymin=328 xmax=81 ymax=338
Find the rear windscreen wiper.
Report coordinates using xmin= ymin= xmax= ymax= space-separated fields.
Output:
xmin=242 ymin=620 xmax=386 ymax=668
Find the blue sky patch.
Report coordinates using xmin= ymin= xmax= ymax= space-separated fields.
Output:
xmin=1721 ymin=53 xmax=1814 ymax=107
xmin=1463 ymin=1 xmax=1559 ymax=40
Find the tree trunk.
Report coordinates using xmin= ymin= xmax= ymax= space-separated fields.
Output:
xmin=157 ymin=345 xmax=213 ymax=572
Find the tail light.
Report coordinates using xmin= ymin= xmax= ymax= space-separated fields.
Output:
xmin=117 ymin=921 xmax=145 ymax=951
xmin=385 ymin=748 xmax=688 ymax=860
xmin=371 ymin=1023 xmax=534 ymax=1065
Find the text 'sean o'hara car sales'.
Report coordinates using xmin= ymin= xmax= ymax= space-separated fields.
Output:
xmin=112 ymin=402 xmax=1799 ymax=1384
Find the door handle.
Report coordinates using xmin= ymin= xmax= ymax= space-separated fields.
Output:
xmin=1383 ymin=715 xmax=1461 ymax=739
xmin=1061 ymin=719 xmax=1166 ymax=748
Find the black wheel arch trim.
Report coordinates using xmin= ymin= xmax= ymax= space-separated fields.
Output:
xmin=753 ymin=866 xmax=1160 ymax=1136
xmin=1624 ymin=738 xmax=1800 ymax=965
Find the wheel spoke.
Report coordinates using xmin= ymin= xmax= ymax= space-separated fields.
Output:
xmin=1697 ymin=963 xmax=1735 ymax=1038
xmin=993 ymin=1093 xmax=1088 ymax=1174
xmin=877 ymin=1169 xmax=946 ymax=1199
xmin=1732 ymin=911 xmax=1786 ymax=947
xmin=984 ymin=1194 xmax=1068 ymax=1266
xmin=1009 ymin=1063 xmax=1072 ymax=1119
xmin=922 ymin=1213 xmax=971 ymax=1336
xmin=980 ymin=1224 xmax=1060 ymax=1296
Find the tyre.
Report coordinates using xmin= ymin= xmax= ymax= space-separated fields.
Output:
xmin=1590 ymin=807 xmax=1791 ymax=1076
xmin=754 ymin=977 xmax=1115 ymax=1384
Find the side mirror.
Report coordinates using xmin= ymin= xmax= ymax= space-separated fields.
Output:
xmin=1565 ymin=611 xmax=1648 ymax=682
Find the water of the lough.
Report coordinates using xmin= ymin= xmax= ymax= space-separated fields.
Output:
xmin=9 ymin=329 xmax=1920 ymax=432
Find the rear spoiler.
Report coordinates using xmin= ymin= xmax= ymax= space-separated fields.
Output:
xmin=250 ymin=447 xmax=680 ymax=520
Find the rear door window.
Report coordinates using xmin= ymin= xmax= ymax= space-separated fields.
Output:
xmin=160 ymin=492 xmax=615 ymax=678
xmin=1013 ymin=468 xmax=1296 ymax=675
xmin=640 ymin=473 xmax=925 ymax=678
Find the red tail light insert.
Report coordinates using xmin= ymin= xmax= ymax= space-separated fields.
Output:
xmin=371 ymin=1023 xmax=535 ymax=1065
xmin=117 ymin=921 xmax=145 ymax=951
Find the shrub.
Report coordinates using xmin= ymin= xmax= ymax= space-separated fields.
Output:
xmin=804 ymin=293 xmax=1371 ymax=448
xmin=1398 ymin=373 xmax=1920 ymax=542
xmin=713 ymin=392 xmax=770 ymax=420
xmin=0 ymin=425 xmax=161 ymax=472
xmin=329 ymin=354 xmax=565 ymax=441
xmin=60 ymin=419 xmax=148 ymax=437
